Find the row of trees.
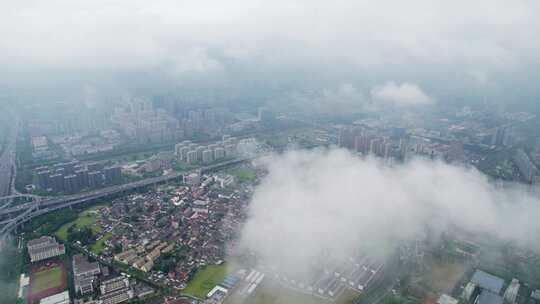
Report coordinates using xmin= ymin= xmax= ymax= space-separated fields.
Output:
xmin=0 ymin=238 xmax=25 ymax=304
xmin=22 ymin=209 xmax=78 ymax=239
xmin=67 ymin=225 xmax=94 ymax=246
xmin=154 ymin=246 xmax=187 ymax=274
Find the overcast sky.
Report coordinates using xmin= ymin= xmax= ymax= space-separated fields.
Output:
xmin=2 ymin=0 xmax=540 ymax=106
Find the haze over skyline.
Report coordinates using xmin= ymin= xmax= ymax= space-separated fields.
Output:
xmin=3 ymin=2 xmax=540 ymax=304
xmin=2 ymin=0 xmax=540 ymax=110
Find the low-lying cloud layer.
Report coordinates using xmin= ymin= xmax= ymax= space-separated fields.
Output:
xmin=3 ymin=0 xmax=538 ymax=72
xmin=3 ymin=1 xmax=540 ymax=94
xmin=3 ymin=1 xmax=540 ymax=109
xmin=239 ymin=148 xmax=540 ymax=276
xmin=371 ymin=82 xmax=433 ymax=106
xmin=277 ymin=82 xmax=432 ymax=116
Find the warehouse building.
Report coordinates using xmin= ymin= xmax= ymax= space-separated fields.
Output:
xmin=27 ymin=236 xmax=65 ymax=263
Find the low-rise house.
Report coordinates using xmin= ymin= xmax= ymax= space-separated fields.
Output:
xmin=146 ymin=249 xmax=160 ymax=262
xmin=141 ymin=261 xmax=154 ymax=272
xmin=114 ymin=250 xmax=135 ymax=263
xmin=132 ymin=257 xmax=146 ymax=269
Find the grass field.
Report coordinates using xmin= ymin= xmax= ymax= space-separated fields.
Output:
xmin=246 ymin=289 xmax=327 ymax=304
xmin=423 ymin=260 xmax=467 ymax=293
xmin=226 ymin=280 xmax=329 ymax=304
xmin=31 ymin=267 xmax=62 ymax=293
xmin=91 ymin=232 xmax=113 ymax=255
xmin=183 ymin=265 xmax=228 ymax=298
xmin=230 ymin=168 xmax=256 ymax=183
xmin=55 ymin=205 xmax=106 ymax=241
xmin=226 ymin=280 xmax=359 ymax=304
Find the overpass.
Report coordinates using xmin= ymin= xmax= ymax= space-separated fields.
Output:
xmin=0 ymin=194 xmax=41 ymax=201
xmin=0 ymin=156 xmax=256 ymax=236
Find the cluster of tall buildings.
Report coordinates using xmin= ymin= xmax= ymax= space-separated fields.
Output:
xmin=338 ymin=126 xmax=470 ymax=163
xmin=338 ymin=126 xmax=409 ymax=161
xmin=174 ymin=135 xmax=238 ymax=165
xmin=111 ymin=98 xmax=179 ymax=144
xmin=513 ymin=149 xmax=539 ymax=184
xmin=491 ymin=125 xmax=514 ymax=147
xmin=141 ymin=152 xmax=174 ymax=173
xmin=182 ymin=108 xmax=234 ymax=137
xmin=36 ymin=161 xmax=123 ymax=194
xmin=110 ymin=98 xmax=235 ymax=145
xmin=27 ymin=109 xmax=109 ymax=138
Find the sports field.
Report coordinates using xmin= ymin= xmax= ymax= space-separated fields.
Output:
xmin=183 ymin=264 xmax=227 ymax=298
xmin=32 ymin=267 xmax=62 ymax=293
xmin=28 ymin=261 xmax=67 ymax=303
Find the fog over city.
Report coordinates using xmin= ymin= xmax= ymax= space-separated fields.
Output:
xmin=2 ymin=0 xmax=540 ymax=109
xmin=239 ymin=148 xmax=540 ymax=277
xmin=4 ymin=1 xmax=540 ymax=303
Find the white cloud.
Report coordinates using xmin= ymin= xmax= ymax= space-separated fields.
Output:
xmin=1 ymin=0 xmax=539 ymax=75
xmin=239 ymin=148 xmax=540 ymax=277
xmin=168 ymin=48 xmax=224 ymax=74
xmin=280 ymin=83 xmax=368 ymax=115
xmin=371 ymin=82 xmax=433 ymax=106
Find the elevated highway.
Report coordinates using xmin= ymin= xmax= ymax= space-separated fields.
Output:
xmin=0 ymin=156 xmax=256 ymax=236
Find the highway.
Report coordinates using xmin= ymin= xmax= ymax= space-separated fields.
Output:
xmin=0 ymin=155 xmax=256 ymax=236
xmin=0 ymin=121 xmax=18 ymax=198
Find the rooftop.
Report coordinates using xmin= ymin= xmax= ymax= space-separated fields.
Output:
xmin=39 ymin=290 xmax=70 ymax=304
xmin=437 ymin=294 xmax=458 ymax=304
xmin=73 ymin=254 xmax=100 ymax=275
xmin=471 ymin=270 xmax=504 ymax=294
xmin=477 ymin=290 xmax=503 ymax=304
xmin=27 ymin=236 xmax=56 ymax=248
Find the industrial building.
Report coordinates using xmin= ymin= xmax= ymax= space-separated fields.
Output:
xmin=476 ymin=290 xmax=503 ymax=304
xmin=39 ymin=290 xmax=70 ymax=304
xmin=99 ymin=288 xmax=134 ymax=304
xmin=100 ymin=276 xmax=130 ymax=294
xmin=470 ymin=270 xmax=504 ymax=294
xmin=72 ymin=254 xmax=101 ymax=295
xmin=27 ymin=236 xmax=65 ymax=263
xmin=99 ymin=276 xmax=133 ymax=304
xmin=462 ymin=270 xmax=505 ymax=304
